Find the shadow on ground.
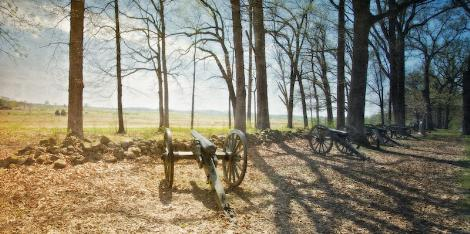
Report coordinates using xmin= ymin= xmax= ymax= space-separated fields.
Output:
xmin=245 ymin=138 xmax=467 ymax=233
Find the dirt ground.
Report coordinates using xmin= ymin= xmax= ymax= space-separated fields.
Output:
xmin=0 ymin=135 xmax=469 ymax=233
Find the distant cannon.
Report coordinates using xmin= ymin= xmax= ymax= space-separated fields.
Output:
xmin=384 ymin=124 xmax=419 ymax=140
xmin=307 ymin=125 xmax=366 ymax=159
xmin=364 ymin=124 xmax=403 ymax=148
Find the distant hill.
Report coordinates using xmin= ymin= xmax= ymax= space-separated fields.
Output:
xmin=0 ymin=96 xmax=308 ymax=119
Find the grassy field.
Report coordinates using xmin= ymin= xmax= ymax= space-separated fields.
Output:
xmin=0 ymin=106 xmax=307 ymax=142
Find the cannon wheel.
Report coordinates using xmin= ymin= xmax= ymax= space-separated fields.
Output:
xmin=367 ymin=130 xmax=380 ymax=148
xmin=334 ymin=136 xmax=358 ymax=155
xmin=308 ymin=125 xmax=333 ymax=154
xmin=381 ymin=131 xmax=392 ymax=144
xmin=223 ymin=129 xmax=248 ymax=188
xmin=163 ymin=128 xmax=175 ymax=188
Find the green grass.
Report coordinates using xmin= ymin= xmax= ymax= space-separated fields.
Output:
xmin=0 ymin=107 xmax=311 ymax=143
xmin=424 ymin=129 xmax=462 ymax=141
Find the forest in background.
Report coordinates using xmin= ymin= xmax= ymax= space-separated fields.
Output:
xmin=0 ymin=0 xmax=469 ymax=143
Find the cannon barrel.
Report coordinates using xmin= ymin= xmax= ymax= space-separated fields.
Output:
xmin=191 ymin=130 xmax=216 ymax=155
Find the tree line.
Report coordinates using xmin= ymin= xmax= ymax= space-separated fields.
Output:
xmin=64 ymin=0 xmax=470 ymax=140
xmin=1 ymin=0 xmax=468 ymax=140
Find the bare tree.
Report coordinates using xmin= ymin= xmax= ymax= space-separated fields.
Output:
xmin=114 ymin=0 xmax=125 ymax=134
xmin=0 ymin=0 xmax=38 ymax=58
xmin=309 ymin=21 xmax=334 ymax=125
xmin=159 ymin=0 xmax=169 ymax=127
xmin=68 ymin=0 xmax=85 ymax=138
xmin=191 ymin=34 xmax=197 ymax=129
xmin=369 ymin=58 xmax=387 ymax=125
xmin=120 ymin=0 xmax=168 ymax=128
xmin=310 ymin=55 xmax=321 ymax=125
xmin=348 ymin=0 xmax=420 ymax=142
xmin=267 ymin=0 xmax=310 ymax=128
xmin=246 ymin=1 xmax=254 ymax=127
xmin=184 ymin=0 xmax=236 ymax=115
xmin=329 ymin=0 xmax=346 ymax=129
xmin=253 ymin=0 xmax=270 ymax=129
xmin=408 ymin=12 xmax=465 ymax=130
xmin=231 ymin=0 xmax=246 ymax=132
xmin=464 ymin=55 xmax=470 ymax=135
xmin=433 ymin=40 xmax=467 ymax=128
xmin=373 ymin=0 xmax=454 ymax=127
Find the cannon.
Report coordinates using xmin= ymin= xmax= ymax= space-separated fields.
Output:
xmin=307 ymin=125 xmax=366 ymax=159
xmin=162 ymin=128 xmax=248 ymax=215
xmin=364 ymin=124 xmax=402 ymax=148
xmin=384 ymin=124 xmax=418 ymax=140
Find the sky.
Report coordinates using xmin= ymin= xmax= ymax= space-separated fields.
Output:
xmin=0 ymin=0 xmax=382 ymax=117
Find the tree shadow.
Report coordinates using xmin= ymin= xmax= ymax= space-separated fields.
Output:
xmin=248 ymin=140 xmax=466 ymax=233
xmin=376 ymin=148 xmax=470 ymax=168
xmin=189 ymin=181 xmax=219 ymax=211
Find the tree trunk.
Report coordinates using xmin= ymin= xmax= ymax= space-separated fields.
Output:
xmin=308 ymin=82 xmax=314 ymax=126
xmin=336 ymin=0 xmax=346 ymax=130
xmin=228 ymin=96 xmax=232 ymax=128
xmin=380 ymin=100 xmax=385 ymax=126
xmin=159 ymin=0 xmax=169 ymax=127
xmin=388 ymin=1 xmax=398 ymax=126
xmin=114 ymin=0 xmax=125 ymax=134
xmin=436 ymin=106 xmax=443 ymax=129
xmin=297 ymin=71 xmax=308 ymax=128
xmin=444 ymin=104 xmax=450 ymax=129
xmin=68 ymin=0 xmax=85 ymax=138
xmin=320 ymin=52 xmax=333 ymax=125
xmin=463 ymin=55 xmax=470 ymax=135
xmin=157 ymin=69 xmax=164 ymax=128
xmin=394 ymin=33 xmax=406 ymax=126
xmin=231 ymin=0 xmax=246 ymax=132
xmin=311 ymin=54 xmax=320 ymax=125
xmin=389 ymin=29 xmax=407 ymax=127
xmin=287 ymin=66 xmax=295 ymax=128
xmin=246 ymin=1 xmax=253 ymax=127
xmin=348 ymin=0 xmax=372 ymax=142
xmin=191 ymin=35 xmax=197 ymax=129
xmin=312 ymin=72 xmax=320 ymax=125
xmin=154 ymin=30 xmax=164 ymax=128
xmin=253 ymin=0 xmax=270 ymax=129
xmin=253 ymin=89 xmax=257 ymax=127
xmin=422 ymin=58 xmax=434 ymax=130
xmin=388 ymin=94 xmax=392 ymax=125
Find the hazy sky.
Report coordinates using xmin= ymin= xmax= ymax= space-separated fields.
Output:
xmin=0 ymin=0 xmax=381 ymax=117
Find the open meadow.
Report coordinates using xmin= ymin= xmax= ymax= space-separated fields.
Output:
xmin=0 ymin=106 xmax=306 ymax=152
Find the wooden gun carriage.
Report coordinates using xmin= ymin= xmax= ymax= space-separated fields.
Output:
xmin=384 ymin=124 xmax=419 ymax=140
xmin=307 ymin=125 xmax=366 ymax=159
xmin=162 ymin=128 xmax=248 ymax=215
xmin=364 ymin=124 xmax=402 ymax=148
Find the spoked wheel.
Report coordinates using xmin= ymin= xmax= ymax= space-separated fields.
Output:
xmin=163 ymin=128 xmax=174 ymax=188
xmin=223 ymin=129 xmax=248 ymax=188
xmin=334 ymin=136 xmax=358 ymax=155
xmin=396 ymin=132 xmax=406 ymax=140
xmin=308 ymin=125 xmax=333 ymax=154
xmin=380 ymin=130 xmax=391 ymax=144
xmin=406 ymin=128 xmax=412 ymax=136
xmin=367 ymin=129 xmax=380 ymax=148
